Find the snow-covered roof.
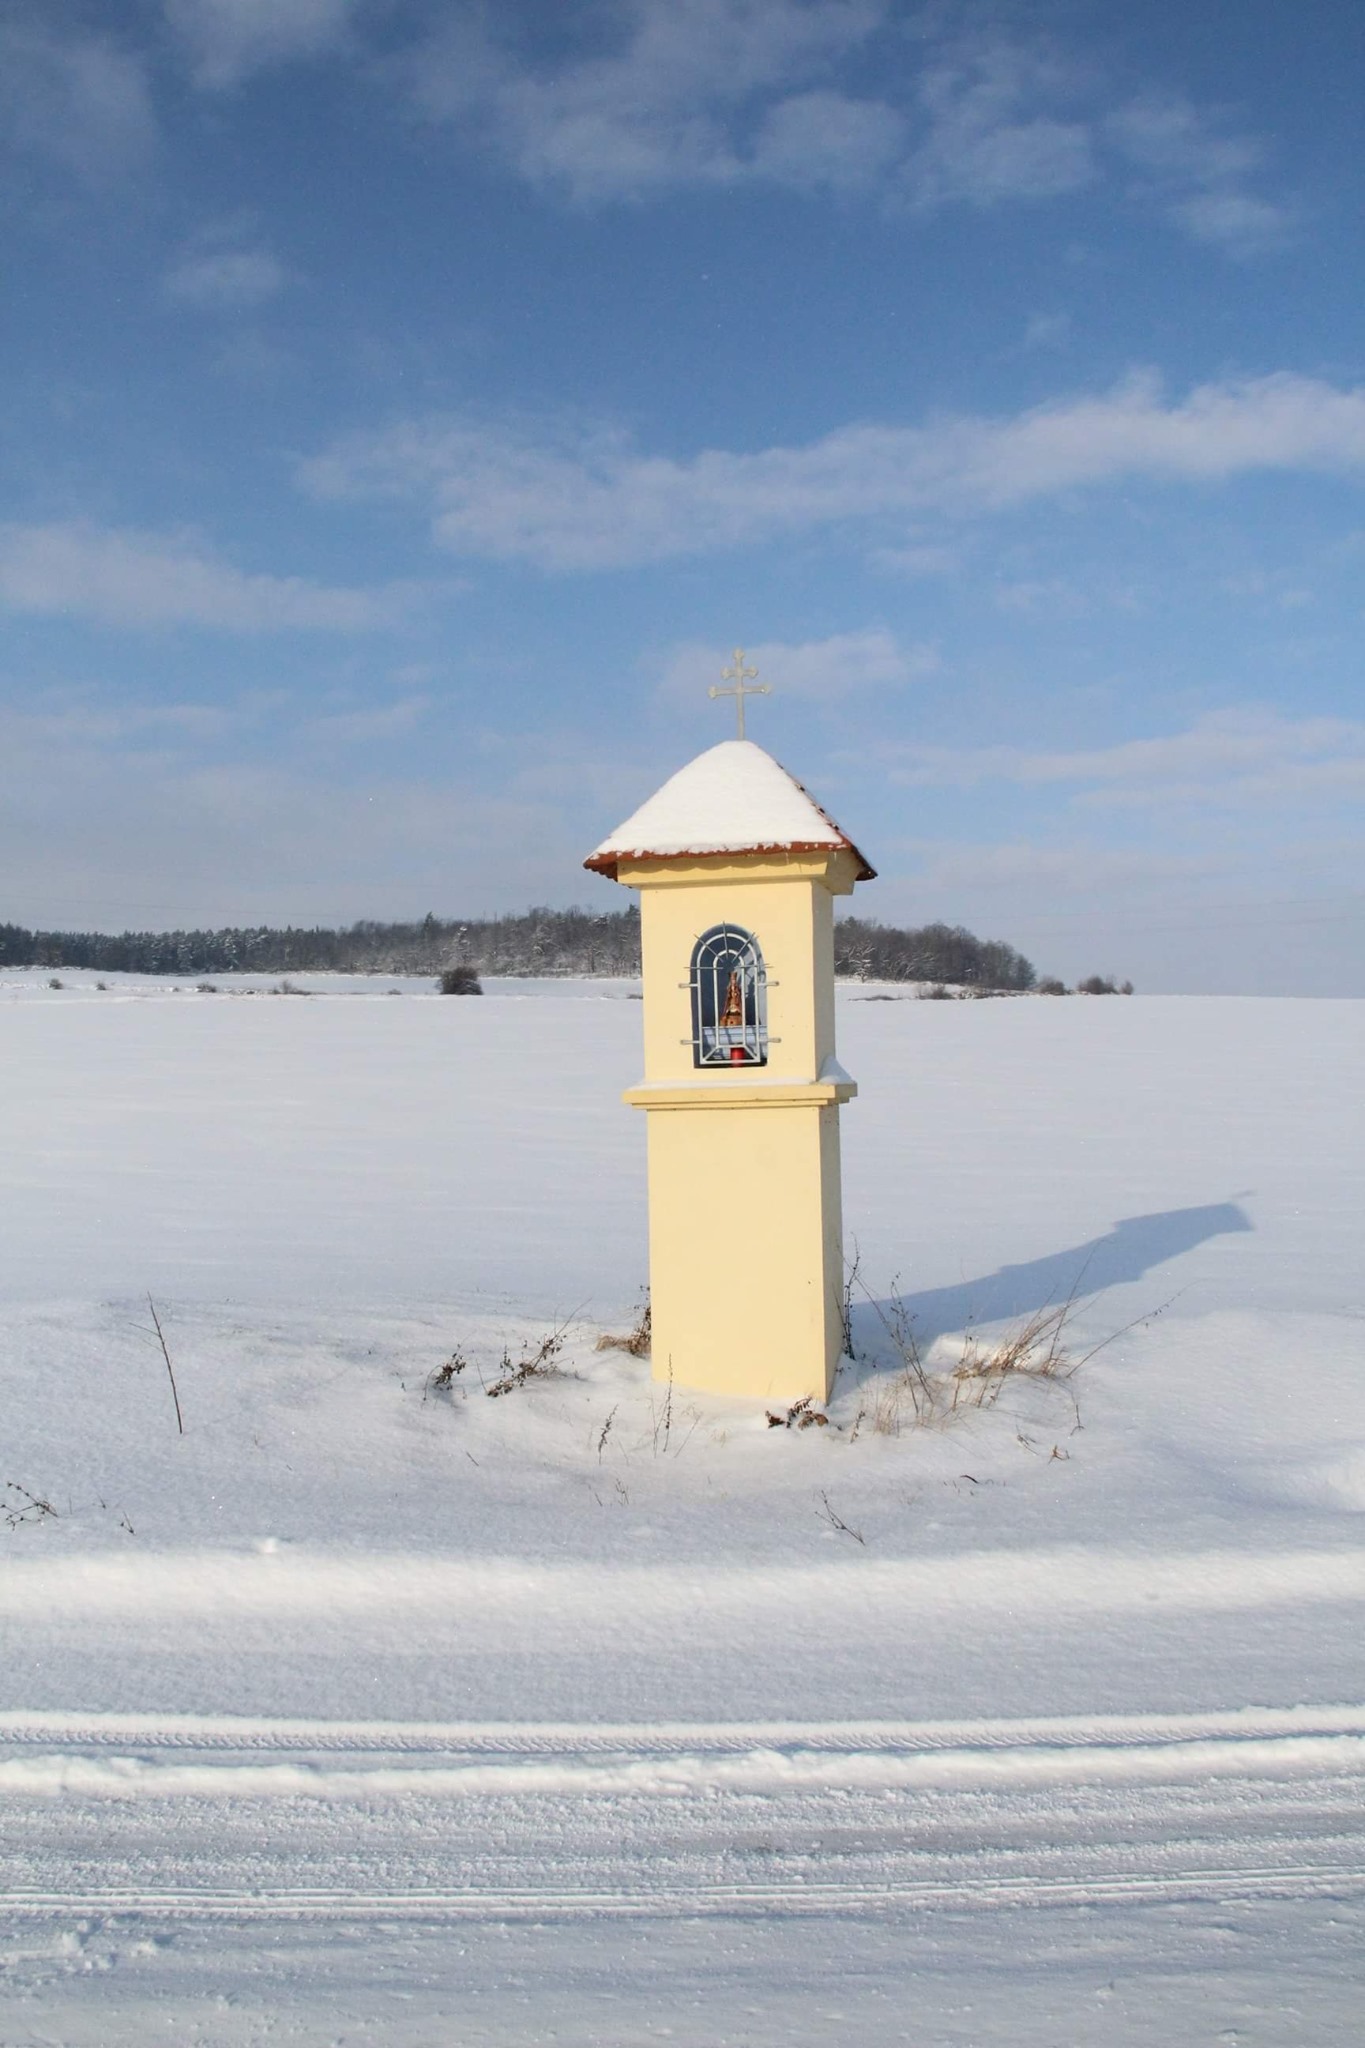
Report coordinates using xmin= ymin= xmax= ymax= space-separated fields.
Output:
xmin=584 ymin=740 xmax=875 ymax=881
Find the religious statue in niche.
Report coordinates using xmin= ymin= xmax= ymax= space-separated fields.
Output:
xmin=691 ymin=924 xmax=768 ymax=1067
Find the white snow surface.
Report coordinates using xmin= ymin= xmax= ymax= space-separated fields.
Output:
xmin=2 ymin=970 xmax=1364 ymax=2044
xmin=587 ymin=738 xmax=866 ymax=866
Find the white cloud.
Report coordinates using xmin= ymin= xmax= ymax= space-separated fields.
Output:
xmin=873 ymin=540 xmax=962 ymax=577
xmin=305 ymin=697 xmax=432 ymax=744
xmin=1171 ymin=189 xmax=1293 ymax=254
xmin=0 ymin=698 xmax=246 ymax=750
xmin=0 ymin=13 xmax=154 ymax=181
xmin=0 ymin=522 xmax=411 ymax=632
xmin=904 ymin=838 xmax=1218 ymax=896
xmin=749 ymin=88 xmax=906 ymax=191
xmin=1107 ymin=93 xmax=1257 ymax=186
xmin=902 ymin=37 xmax=1093 ymax=209
xmin=991 ymin=576 xmax=1092 ymax=617
xmin=1022 ymin=311 xmax=1070 ymax=352
xmin=164 ymin=244 xmax=286 ymax=310
xmin=385 ymin=5 xmax=1285 ymax=249
xmin=402 ymin=2 xmax=1098 ymax=211
xmin=164 ymin=0 xmax=362 ymax=90
xmin=302 ymin=372 xmax=1365 ymax=571
xmin=402 ymin=0 xmax=886 ymax=203
xmin=658 ymin=629 xmax=936 ymax=707
xmin=1106 ymin=95 xmax=1294 ymax=253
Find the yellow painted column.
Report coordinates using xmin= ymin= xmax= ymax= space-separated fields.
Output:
xmin=618 ymin=849 xmax=859 ymax=1403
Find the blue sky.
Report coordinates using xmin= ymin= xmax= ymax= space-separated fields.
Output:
xmin=2 ymin=0 xmax=1363 ymax=992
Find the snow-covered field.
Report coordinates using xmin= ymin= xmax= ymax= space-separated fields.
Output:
xmin=2 ymin=971 xmax=1363 ymax=2045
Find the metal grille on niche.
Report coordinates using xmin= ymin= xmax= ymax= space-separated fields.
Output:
xmin=689 ymin=924 xmax=769 ymax=1067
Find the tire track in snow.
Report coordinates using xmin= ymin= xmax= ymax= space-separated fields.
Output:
xmin=6 ymin=1864 xmax=1365 ymax=1920
xmin=6 ymin=1702 xmax=1365 ymax=1753
xmin=6 ymin=1709 xmax=1362 ymax=1926
xmin=4 ymin=1733 xmax=1365 ymax=1799
xmin=4 ymin=1706 xmax=1365 ymax=1799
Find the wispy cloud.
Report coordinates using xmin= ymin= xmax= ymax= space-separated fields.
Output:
xmin=900 ymin=31 xmax=1093 ymax=210
xmin=401 ymin=0 xmax=887 ymax=203
xmin=658 ymin=628 xmax=937 ymax=706
xmin=163 ymin=0 xmax=362 ymax=90
xmin=1105 ymin=94 xmax=1295 ymax=253
xmin=302 ymin=373 xmax=1365 ymax=571
xmin=904 ymin=838 xmax=1220 ymax=897
xmin=748 ymin=87 xmax=907 ymax=191
xmin=385 ymin=2 xmax=1283 ymax=246
xmin=0 ymin=697 xmax=248 ymax=750
xmin=164 ymin=233 xmax=287 ymax=311
xmin=0 ymin=522 xmax=413 ymax=632
xmin=0 ymin=11 xmax=154 ymax=182
xmin=305 ymin=697 xmax=432 ymax=744
xmin=879 ymin=711 xmax=1365 ymax=808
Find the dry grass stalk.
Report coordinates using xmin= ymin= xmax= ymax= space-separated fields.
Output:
xmin=816 ymin=1489 xmax=865 ymax=1544
xmin=3 ymin=1482 xmax=58 ymax=1530
xmin=651 ymin=1357 xmax=674 ymax=1454
xmin=851 ymin=1271 xmax=1092 ymax=1437
xmin=424 ymin=1349 xmax=468 ymax=1398
xmin=595 ymin=1296 xmax=652 ymax=1357
xmin=147 ymin=1295 xmax=185 ymax=1435
xmin=848 ymin=1272 xmax=937 ymax=1436
xmin=486 ymin=1319 xmax=573 ymax=1397
xmin=848 ymin=1259 xmax=1172 ymax=1438
xmin=946 ymin=1298 xmax=1078 ymax=1411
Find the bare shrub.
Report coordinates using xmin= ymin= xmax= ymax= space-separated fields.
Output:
xmin=920 ymin=983 xmax=954 ymax=1001
xmin=1077 ymin=975 xmax=1119 ymax=995
xmin=425 ymin=1349 xmax=468 ymax=1398
xmin=4 ymin=1482 xmax=58 ymax=1530
xmin=849 ymin=1268 xmax=1086 ymax=1437
xmin=1036 ymin=977 xmax=1068 ymax=996
xmin=940 ymin=1299 xmax=1080 ymax=1420
xmin=439 ymin=967 xmax=483 ymax=996
xmin=850 ymin=1262 xmax=1168 ymax=1440
xmin=486 ymin=1322 xmax=571 ymax=1397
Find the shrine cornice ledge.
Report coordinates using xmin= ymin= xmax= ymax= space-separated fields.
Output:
xmin=623 ymin=1068 xmax=857 ymax=1112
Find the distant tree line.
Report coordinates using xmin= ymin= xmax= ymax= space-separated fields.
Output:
xmin=0 ymin=910 xmax=644 ymax=978
xmin=832 ymin=917 xmax=1035 ymax=990
xmin=0 ymin=907 xmax=1041 ymax=989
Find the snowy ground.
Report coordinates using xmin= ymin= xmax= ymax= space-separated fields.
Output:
xmin=1 ymin=971 xmax=1363 ymax=2043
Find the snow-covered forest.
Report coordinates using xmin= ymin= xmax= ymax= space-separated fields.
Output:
xmin=0 ymin=909 xmax=1040 ymax=988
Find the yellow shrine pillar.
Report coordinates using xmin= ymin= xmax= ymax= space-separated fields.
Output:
xmin=586 ymin=737 xmax=875 ymax=1404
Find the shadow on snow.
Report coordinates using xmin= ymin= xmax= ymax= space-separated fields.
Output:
xmin=848 ymin=1200 xmax=1253 ymax=1370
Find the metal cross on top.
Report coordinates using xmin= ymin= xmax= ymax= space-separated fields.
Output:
xmin=709 ymin=647 xmax=771 ymax=739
